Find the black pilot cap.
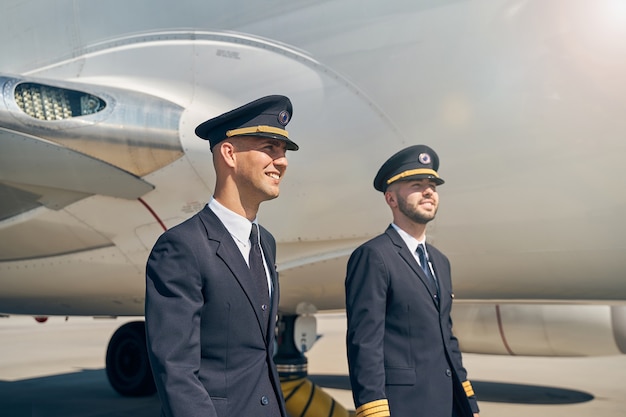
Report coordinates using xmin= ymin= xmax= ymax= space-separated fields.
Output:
xmin=373 ymin=144 xmax=445 ymax=192
xmin=195 ymin=95 xmax=298 ymax=151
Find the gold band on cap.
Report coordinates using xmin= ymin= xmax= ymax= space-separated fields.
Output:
xmin=462 ymin=380 xmax=475 ymax=397
xmin=356 ymin=399 xmax=390 ymax=417
xmin=226 ymin=125 xmax=289 ymax=138
xmin=386 ymin=168 xmax=440 ymax=185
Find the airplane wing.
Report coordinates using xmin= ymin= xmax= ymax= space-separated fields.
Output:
xmin=0 ymin=128 xmax=154 ymax=214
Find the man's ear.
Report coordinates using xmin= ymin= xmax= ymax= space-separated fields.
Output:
xmin=384 ymin=190 xmax=396 ymax=208
xmin=219 ymin=141 xmax=237 ymax=168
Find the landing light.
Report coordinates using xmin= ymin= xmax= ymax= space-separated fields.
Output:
xmin=14 ymin=82 xmax=105 ymax=121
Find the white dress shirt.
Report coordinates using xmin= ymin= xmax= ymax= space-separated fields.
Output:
xmin=390 ymin=223 xmax=437 ymax=280
xmin=208 ymin=198 xmax=272 ymax=297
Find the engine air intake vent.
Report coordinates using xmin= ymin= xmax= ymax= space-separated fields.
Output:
xmin=14 ymin=82 xmax=105 ymax=120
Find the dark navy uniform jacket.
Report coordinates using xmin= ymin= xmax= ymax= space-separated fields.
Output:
xmin=346 ymin=225 xmax=479 ymax=417
xmin=145 ymin=205 xmax=286 ymax=417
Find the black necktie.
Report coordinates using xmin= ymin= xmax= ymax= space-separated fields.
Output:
xmin=417 ymin=243 xmax=439 ymax=293
xmin=249 ymin=224 xmax=270 ymax=319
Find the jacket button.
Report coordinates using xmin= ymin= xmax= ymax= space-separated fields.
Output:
xmin=445 ymin=369 xmax=452 ymax=377
xmin=261 ymin=304 xmax=268 ymax=311
xmin=261 ymin=395 xmax=269 ymax=405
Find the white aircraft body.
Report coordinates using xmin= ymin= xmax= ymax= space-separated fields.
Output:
xmin=1 ymin=0 xmax=626 ymax=402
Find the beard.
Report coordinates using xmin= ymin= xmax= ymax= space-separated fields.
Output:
xmin=397 ymin=194 xmax=437 ymax=225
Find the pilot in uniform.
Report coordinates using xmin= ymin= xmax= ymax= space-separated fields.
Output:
xmin=345 ymin=145 xmax=479 ymax=417
xmin=145 ymin=95 xmax=298 ymax=417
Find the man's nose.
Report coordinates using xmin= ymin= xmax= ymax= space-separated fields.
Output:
xmin=274 ymin=153 xmax=288 ymax=168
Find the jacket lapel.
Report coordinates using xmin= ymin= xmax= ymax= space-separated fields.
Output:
xmin=385 ymin=226 xmax=440 ymax=305
xmin=198 ymin=206 xmax=268 ymax=339
xmin=259 ymin=232 xmax=278 ymax=345
xmin=426 ymin=244 xmax=449 ymax=308
xmin=259 ymin=233 xmax=277 ymax=296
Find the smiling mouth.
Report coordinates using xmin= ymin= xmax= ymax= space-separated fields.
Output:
xmin=267 ymin=173 xmax=280 ymax=180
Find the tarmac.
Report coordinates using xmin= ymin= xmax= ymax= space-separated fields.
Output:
xmin=0 ymin=312 xmax=625 ymax=417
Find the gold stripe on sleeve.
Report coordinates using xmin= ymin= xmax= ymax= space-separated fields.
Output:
xmin=356 ymin=399 xmax=390 ymax=417
xmin=462 ymin=380 xmax=475 ymax=397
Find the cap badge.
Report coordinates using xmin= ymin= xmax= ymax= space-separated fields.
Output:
xmin=418 ymin=153 xmax=431 ymax=165
xmin=278 ymin=110 xmax=290 ymax=126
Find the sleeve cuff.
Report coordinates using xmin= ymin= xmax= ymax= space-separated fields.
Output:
xmin=356 ymin=399 xmax=390 ymax=417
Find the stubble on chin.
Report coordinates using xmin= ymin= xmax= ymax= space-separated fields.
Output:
xmin=398 ymin=199 xmax=437 ymax=225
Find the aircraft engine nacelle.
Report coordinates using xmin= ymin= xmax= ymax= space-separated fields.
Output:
xmin=452 ymin=304 xmax=626 ymax=356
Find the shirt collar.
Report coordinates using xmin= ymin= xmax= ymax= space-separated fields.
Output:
xmin=209 ymin=198 xmax=257 ymax=246
xmin=391 ymin=223 xmax=427 ymax=254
